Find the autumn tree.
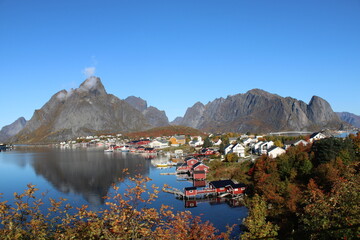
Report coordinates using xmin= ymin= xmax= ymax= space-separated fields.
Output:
xmin=242 ymin=194 xmax=279 ymax=239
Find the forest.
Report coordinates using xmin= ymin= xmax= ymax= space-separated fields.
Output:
xmin=237 ymin=132 xmax=360 ymax=239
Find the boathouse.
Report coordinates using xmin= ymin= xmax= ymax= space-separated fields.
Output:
xmin=184 ymin=187 xmax=197 ymax=197
xmin=192 ymin=162 xmax=209 ymax=173
xmin=186 ymin=158 xmax=199 ymax=167
xmin=193 ymin=170 xmax=206 ymax=180
xmin=209 ymin=180 xmax=246 ymax=195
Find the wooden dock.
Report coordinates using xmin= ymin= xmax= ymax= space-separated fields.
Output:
xmin=162 ymin=187 xmax=185 ymax=198
xmin=160 ymin=172 xmax=177 ymax=175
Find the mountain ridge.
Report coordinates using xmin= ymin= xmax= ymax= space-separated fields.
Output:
xmin=173 ymin=89 xmax=346 ymax=133
xmin=336 ymin=112 xmax=360 ymax=128
xmin=0 ymin=117 xmax=27 ymax=142
xmin=11 ymin=77 xmax=168 ymax=143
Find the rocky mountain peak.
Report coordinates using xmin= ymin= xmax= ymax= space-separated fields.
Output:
xmin=124 ymin=96 xmax=148 ymax=112
xmin=178 ymin=89 xmax=344 ymax=133
xmin=246 ymin=88 xmax=280 ymax=98
xmin=78 ymin=77 xmax=107 ymax=96
xmin=0 ymin=117 xmax=27 ymax=142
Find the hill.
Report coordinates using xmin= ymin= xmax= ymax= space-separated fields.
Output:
xmin=124 ymin=125 xmax=206 ymax=138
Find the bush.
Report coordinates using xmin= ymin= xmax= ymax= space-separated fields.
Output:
xmin=0 ymin=175 xmax=232 ymax=239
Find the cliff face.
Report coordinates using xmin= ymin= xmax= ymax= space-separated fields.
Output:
xmin=0 ymin=117 xmax=27 ymax=142
xmin=336 ymin=112 xmax=360 ymax=128
xmin=177 ymin=89 xmax=344 ymax=133
xmin=12 ymin=77 xmax=151 ymax=143
xmin=124 ymin=96 xmax=169 ymax=128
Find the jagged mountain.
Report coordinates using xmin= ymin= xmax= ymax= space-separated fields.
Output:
xmin=177 ymin=89 xmax=345 ymax=133
xmin=0 ymin=117 xmax=27 ymax=142
xmin=336 ymin=112 xmax=360 ymax=128
xmin=124 ymin=96 xmax=169 ymax=127
xmin=12 ymin=77 xmax=154 ymax=143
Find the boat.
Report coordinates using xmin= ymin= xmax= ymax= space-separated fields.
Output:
xmin=156 ymin=163 xmax=168 ymax=167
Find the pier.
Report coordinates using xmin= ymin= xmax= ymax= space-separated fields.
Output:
xmin=162 ymin=186 xmax=185 ymax=198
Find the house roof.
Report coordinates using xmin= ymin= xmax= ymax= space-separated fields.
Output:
xmin=209 ymin=180 xmax=235 ymax=188
xmin=186 ymin=158 xmax=198 ymax=163
xmin=267 ymin=146 xmax=279 ymax=152
xmin=310 ymin=132 xmax=322 ymax=138
xmin=193 ymin=162 xmax=208 ymax=169
xmin=174 ymin=135 xmax=186 ymax=140
xmin=231 ymin=183 xmax=247 ymax=188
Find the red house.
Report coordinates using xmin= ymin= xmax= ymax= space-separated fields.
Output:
xmin=209 ymin=180 xmax=246 ymax=195
xmin=193 ymin=170 xmax=206 ymax=180
xmin=176 ymin=163 xmax=190 ymax=173
xmin=193 ymin=180 xmax=206 ymax=187
xmin=185 ymin=158 xmax=199 ymax=167
xmin=227 ymin=183 xmax=246 ymax=195
xmin=184 ymin=187 xmax=197 ymax=198
xmin=192 ymin=162 xmax=209 ymax=173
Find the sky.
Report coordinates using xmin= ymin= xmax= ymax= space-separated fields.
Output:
xmin=0 ymin=0 xmax=359 ymax=128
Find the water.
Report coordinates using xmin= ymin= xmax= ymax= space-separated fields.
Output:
xmin=0 ymin=146 xmax=247 ymax=235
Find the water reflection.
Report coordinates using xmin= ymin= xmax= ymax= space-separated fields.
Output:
xmin=29 ymin=148 xmax=150 ymax=205
xmin=183 ymin=197 xmax=244 ymax=208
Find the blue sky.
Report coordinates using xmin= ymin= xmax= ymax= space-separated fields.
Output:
xmin=1 ymin=0 xmax=359 ymax=128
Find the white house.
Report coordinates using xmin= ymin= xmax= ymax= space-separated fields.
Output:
xmin=149 ymin=139 xmax=169 ymax=149
xmin=212 ymin=139 xmax=222 ymax=146
xmin=225 ymin=144 xmax=234 ymax=155
xmin=294 ymin=139 xmax=309 ymax=146
xmin=252 ymin=141 xmax=264 ymax=154
xmin=310 ymin=132 xmax=326 ymax=143
xmin=259 ymin=141 xmax=274 ymax=155
xmin=189 ymin=136 xmax=204 ymax=147
xmin=284 ymin=139 xmax=309 ymax=150
xmin=231 ymin=143 xmax=246 ymax=157
xmin=243 ymin=138 xmax=257 ymax=146
xmin=268 ymin=146 xmax=286 ymax=158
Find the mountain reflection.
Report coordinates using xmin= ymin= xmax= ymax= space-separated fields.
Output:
xmin=31 ymin=148 xmax=150 ymax=206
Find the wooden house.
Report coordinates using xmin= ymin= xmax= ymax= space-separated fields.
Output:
xmin=184 ymin=187 xmax=198 ymax=198
xmin=209 ymin=180 xmax=246 ymax=195
xmin=169 ymin=135 xmax=186 ymax=145
xmin=193 ymin=170 xmax=206 ymax=180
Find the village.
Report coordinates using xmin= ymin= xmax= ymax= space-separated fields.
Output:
xmin=55 ymin=130 xmax=342 ymax=201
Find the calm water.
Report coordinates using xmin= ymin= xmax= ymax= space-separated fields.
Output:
xmin=0 ymin=146 xmax=247 ymax=235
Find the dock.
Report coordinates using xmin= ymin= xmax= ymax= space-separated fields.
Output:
xmin=160 ymin=172 xmax=177 ymax=175
xmin=162 ymin=187 xmax=185 ymax=198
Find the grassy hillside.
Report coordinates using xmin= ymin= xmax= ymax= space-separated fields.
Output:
xmin=125 ymin=125 xmax=206 ymax=138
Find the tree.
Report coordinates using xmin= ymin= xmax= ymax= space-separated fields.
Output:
xmin=202 ymin=137 xmax=212 ymax=148
xmin=242 ymin=194 xmax=279 ymax=239
xmin=225 ymin=153 xmax=239 ymax=162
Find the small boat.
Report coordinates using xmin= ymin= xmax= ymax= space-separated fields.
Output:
xmin=156 ymin=163 xmax=168 ymax=167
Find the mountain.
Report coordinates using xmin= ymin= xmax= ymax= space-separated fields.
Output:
xmin=171 ymin=117 xmax=184 ymax=125
xmin=176 ymin=89 xmax=345 ymax=133
xmin=124 ymin=96 xmax=169 ymax=127
xmin=0 ymin=117 xmax=27 ymax=142
xmin=336 ymin=112 xmax=360 ymax=128
xmin=12 ymin=77 xmax=154 ymax=143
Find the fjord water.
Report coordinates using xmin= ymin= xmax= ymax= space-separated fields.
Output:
xmin=0 ymin=147 xmax=247 ymax=234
